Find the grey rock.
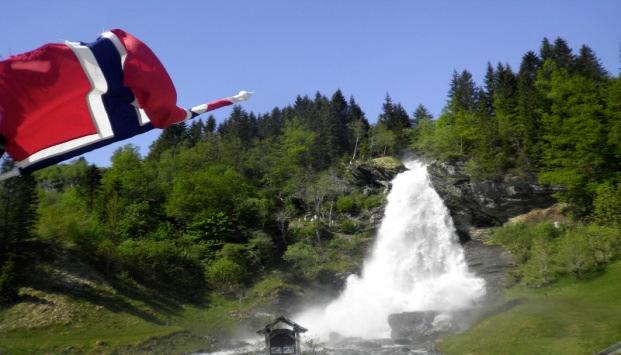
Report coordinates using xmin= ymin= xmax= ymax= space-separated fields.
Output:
xmin=349 ymin=160 xmax=406 ymax=188
xmin=427 ymin=161 xmax=560 ymax=241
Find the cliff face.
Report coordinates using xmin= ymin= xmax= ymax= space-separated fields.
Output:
xmin=426 ymin=160 xmax=561 ymax=304
xmin=427 ymin=161 xmax=560 ymax=242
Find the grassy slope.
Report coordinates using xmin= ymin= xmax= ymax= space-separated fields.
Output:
xmin=437 ymin=261 xmax=621 ymax=355
xmin=0 ymin=254 xmax=256 ymax=355
xmin=0 ymin=292 xmax=249 ymax=354
xmin=0 ymin=264 xmax=294 ymax=354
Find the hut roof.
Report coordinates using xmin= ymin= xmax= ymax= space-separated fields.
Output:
xmin=257 ymin=316 xmax=308 ymax=335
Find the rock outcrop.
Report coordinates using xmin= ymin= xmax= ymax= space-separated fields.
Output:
xmin=350 ymin=157 xmax=407 ymax=188
xmin=427 ymin=161 xmax=560 ymax=241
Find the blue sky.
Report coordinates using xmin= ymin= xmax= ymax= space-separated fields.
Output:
xmin=1 ymin=1 xmax=620 ymax=166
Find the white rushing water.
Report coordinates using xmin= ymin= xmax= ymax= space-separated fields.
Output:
xmin=297 ymin=160 xmax=486 ymax=339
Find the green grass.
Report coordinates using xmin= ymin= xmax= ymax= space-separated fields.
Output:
xmin=0 ymin=272 xmax=299 ymax=354
xmin=0 ymin=309 xmax=180 ymax=354
xmin=436 ymin=261 xmax=621 ymax=355
xmin=0 ymin=285 xmax=241 ymax=354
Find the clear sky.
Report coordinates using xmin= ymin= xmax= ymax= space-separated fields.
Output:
xmin=1 ymin=1 xmax=620 ymax=166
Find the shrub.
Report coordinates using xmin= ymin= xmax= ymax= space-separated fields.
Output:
xmin=283 ymin=242 xmax=322 ymax=281
xmin=337 ymin=218 xmax=359 ymax=234
xmin=361 ymin=194 xmax=384 ymax=210
xmin=557 ymin=229 xmax=598 ymax=278
xmin=336 ymin=194 xmax=360 ymax=214
xmin=583 ymin=224 xmax=620 ymax=263
xmin=520 ymin=236 xmax=558 ymax=286
xmin=593 ymin=182 xmax=621 ymax=226
xmin=205 ymin=257 xmax=246 ymax=295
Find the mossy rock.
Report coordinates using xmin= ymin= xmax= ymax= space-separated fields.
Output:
xmin=371 ymin=157 xmax=406 ymax=174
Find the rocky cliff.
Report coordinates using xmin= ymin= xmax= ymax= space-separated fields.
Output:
xmin=427 ymin=161 xmax=560 ymax=242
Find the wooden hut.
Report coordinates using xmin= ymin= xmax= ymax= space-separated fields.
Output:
xmin=257 ymin=316 xmax=308 ymax=355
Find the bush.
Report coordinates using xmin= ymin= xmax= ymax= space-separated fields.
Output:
xmin=205 ymin=257 xmax=246 ymax=295
xmin=593 ymin=182 xmax=621 ymax=226
xmin=520 ymin=236 xmax=558 ymax=286
xmin=361 ymin=194 xmax=384 ymax=210
xmin=584 ymin=224 xmax=620 ymax=263
xmin=283 ymin=242 xmax=322 ymax=281
xmin=336 ymin=194 xmax=360 ymax=214
xmin=557 ymin=229 xmax=598 ymax=278
xmin=337 ymin=218 xmax=359 ymax=234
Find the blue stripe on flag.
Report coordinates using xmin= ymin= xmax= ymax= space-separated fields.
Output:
xmin=20 ymin=37 xmax=156 ymax=174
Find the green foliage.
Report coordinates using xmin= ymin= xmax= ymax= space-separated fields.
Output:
xmin=492 ymin=222 xmax=621 ymax=286
xmin=336 ymin=218 xmax=359 ymax=234
xmin=205 ymin=257 xmax=246 ymax=295
xmin=283 ymin=242 xmax=322 ymax=281
xmin=247 ymin=275 xmax=300 ymax=302
xmin=116 ymin=239 xmax=205 ymax=298
xmin=592 ymin=182 xmax=621 ymax=226
xmin=336 ymin=194 xmax=360 ymax=214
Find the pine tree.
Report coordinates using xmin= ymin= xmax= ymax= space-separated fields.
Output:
xmin=188 ymin=120 xmax=205 ymax=147
xmin=75 ymin=164 xmax=102 ymax=211
xmin=412 ymin=104 xmax=433 ymax=126
xmin=448 ymin=70 xmax=478 ymax=113
xmin=205 ymin=115 xmax=217 ymax=134
xmin=575 ymin=45 xmax=608 ymax=80
xmin=517 ymin=51 xmax=544 ymax=167
xmin=147 ymin=123 xmax=189 ymax=160
xmin=482 ymin=62 xmax=496 ymax=116
xmin=0 ymin=160 xmax=38 ymax=304
xmin=540 ymin=38 xmax=554 ymax=62
xmin=551 ymin=37 xmax=575 ymax=71
xmin=329 ymin=89 xmax=351 ymax=154
xmin=378 ymin=94 xmax=411 ymax=131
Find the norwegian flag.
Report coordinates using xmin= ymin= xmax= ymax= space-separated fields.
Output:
xmin=0 ymin=29 xmax=252 ymax=179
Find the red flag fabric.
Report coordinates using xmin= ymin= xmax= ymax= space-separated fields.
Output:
xmin=0 ymin=29 xmax=252 ymax=178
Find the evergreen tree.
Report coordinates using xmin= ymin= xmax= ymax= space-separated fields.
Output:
xmin=448 ymin=70 xmax=478 ymax=113
xmin=517 ymin=51 xmax=544 ymax=167
xmin=481 ymin=62 xmax=496 ymax=116
xmin=412 ymin=104 xmax=433 ymax=126
xmin=538 ymin=66 xmax=609 ymax=216
xmin=147 ymin=123 xmax=189 ymax=160
xmin=218 ymin=106 xmax=257 ymax=148
xmin=540 ymin=37 xmax=554 ymax=62
xmin=75 ymin=164 xmax=102 ymax=211
xmin=205 ymin=115 xmax=217 ymax=134
xmin=188 ymin=120 xmax=205 ymax=147
xmin=329 ymin=89 xmax=351 ymax=154
xmin=0 ymin=161 xmax=38 ymax=304
xmin=551 ymin=37 xmax=575 ymax=71
xmin=377 ymin=94 xmax=410 ymax=151
xmin=575 ymin=45 xmax=608 ymax=80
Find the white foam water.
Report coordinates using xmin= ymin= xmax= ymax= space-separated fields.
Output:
xmin=297 ymin=160 xmax=486 ymax=339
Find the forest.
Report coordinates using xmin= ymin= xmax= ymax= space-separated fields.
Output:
xmin=1 ymin=37 xmax=620 ymax=308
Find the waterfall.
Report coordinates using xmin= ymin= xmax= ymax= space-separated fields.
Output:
xmin=297 ymin=160 xmax=486 ymax=339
